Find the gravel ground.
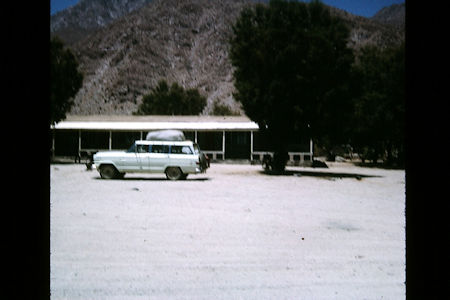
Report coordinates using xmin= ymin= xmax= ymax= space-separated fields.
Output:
xmin=50 ymin=162 xmax=405 ymax=299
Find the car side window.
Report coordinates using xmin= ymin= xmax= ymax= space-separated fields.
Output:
xmin=171 ymin=145 xmax=193 ymax=155
xmin=150 ymin=144 xmax=169 ymax=153
xmin=193 ymin=144 xmax=200 ymax=154
xmin=127 ymin=143 xmax=136 ymax=153
xmin=136 ymin=144 xmax=149 ymax=153
xmin=182 ymin=146 xmax=193 ymax=154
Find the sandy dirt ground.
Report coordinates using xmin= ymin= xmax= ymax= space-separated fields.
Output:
xmin=50 ymin=162 xmax=405 ymax=299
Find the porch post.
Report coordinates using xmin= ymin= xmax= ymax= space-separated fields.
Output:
xmin=250 ymin=131 xmax=254 ymax=161
xmin=51 ymin=128 xmax=55 ymax=159
xmin=109 ymin=130 xmax=112 ymax=150
xmin=78 ymin=130 xmax=81 ymax=156
xmin=222 ymin=130 xmax=226 ymax=160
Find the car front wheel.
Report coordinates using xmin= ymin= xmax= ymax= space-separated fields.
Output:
xmin=165 ymin=167 xmax=183 ymax=180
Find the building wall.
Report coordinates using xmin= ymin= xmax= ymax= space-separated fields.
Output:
xmin=51 ymin=128 xmax=312 ymax=164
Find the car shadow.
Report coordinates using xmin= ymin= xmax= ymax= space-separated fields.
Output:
xmin=259 ymin=169 xmax=381 ymax=179
xmin=93 ymin=176 xmax=210 ymax=181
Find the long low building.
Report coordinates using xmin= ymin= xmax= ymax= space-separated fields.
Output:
xmin=50 ymin=115 xmax=313 ymax=165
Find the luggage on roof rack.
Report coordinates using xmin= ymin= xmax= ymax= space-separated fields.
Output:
xmin=145 ymin=130 xmax=186 ymax=141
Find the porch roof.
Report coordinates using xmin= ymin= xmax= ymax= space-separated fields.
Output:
xmin=51 ymin=115 xmax=260 ymax=131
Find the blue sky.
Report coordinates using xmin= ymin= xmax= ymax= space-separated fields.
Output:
xmin=51 ymin=0 xmax=79 ymax=15
xmin=50 ymin=0 xmax=405 ymax=18
xmin=310 ymin=0 xmax=405 ymax=17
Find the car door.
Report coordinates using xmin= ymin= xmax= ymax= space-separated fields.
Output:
xmin=169 ymin=145 xmax=196 ymax=173
xmin=148 ymin=144 xmax=170 ymax=172
xmin=135 ymin=144 xmax=151 ymax=171
xmin=116 ymin=142 xmax=142 ymax=172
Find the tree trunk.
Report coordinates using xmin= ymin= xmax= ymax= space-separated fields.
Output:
xmin=386 ymin=142 xmax=393 ymax=166
xmin=272 ymin=151 xmax=288 ymax=174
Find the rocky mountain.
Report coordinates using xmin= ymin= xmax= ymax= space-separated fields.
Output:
xmin=51 ymin=0 xmax=152 ymax=45
xmin=371 ymin=3 xmax=405 ymax=29
xmin=330 ymin=5 xmax=404 ymax=54
xmin=68 ymin=0 xmax=253 ymax=115
xmin=55 ymin=0 xmax=404 ymax=115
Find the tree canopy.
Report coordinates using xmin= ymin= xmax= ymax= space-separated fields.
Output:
xmin=134 ymin=80 xmax=207 ymax=115
xmin=350 ymin=43 xmax=405 ymax=165
xmin=50 ymin=36 xmax=83 ymax=125
xmin=230 ymin=0 xmax=354 ymax=171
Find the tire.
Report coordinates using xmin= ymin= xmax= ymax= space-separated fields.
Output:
xmin=165 ymin=167 xmax=183 ymax=180
xmin=99 ymin=165 xmax=118 ymax=179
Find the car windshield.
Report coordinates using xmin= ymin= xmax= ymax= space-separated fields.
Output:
xmin=127 ymin=143 xmax=136 ymax=153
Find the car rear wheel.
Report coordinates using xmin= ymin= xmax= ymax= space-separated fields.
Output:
xmin=165 ymin=167 xmax=183 ymax=180
xmin=100 ymin=165 xmax=118 ymax=179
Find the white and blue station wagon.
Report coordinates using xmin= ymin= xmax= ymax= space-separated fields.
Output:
xmin=93 ymin=140 xmax=209 ymax=180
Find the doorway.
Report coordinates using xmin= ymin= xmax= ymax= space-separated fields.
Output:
xmin=225 ymin=132 xmax=250 ymax=159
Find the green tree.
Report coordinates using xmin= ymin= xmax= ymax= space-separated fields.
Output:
xmin=230 ymin=0 xmax=354 ymax=172
xmin=351 ymin=43 xmax=405 ymax=166
xmin=134 ymin=80 xmax=207 ymax=115
xmin=50 ymin=36 xmax=83 ymax=125
xmin=211 ymin=99 xmax=240 ymax=116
